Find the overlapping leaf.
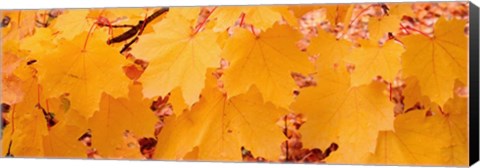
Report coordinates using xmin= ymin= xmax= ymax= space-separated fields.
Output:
xmin=88 ymin=84 xmax=158 ymax=157
xmin=154 ymin=73 xmax=288 ymax=161
xmin=401 ymin=18 xmax=467 ymax=105
xmin=35 ymin=31 xmax=131 ymax=118
xmin=221 ymin=25 xmax=314 ymax=108
xmin=345 ymin=40 xmax=404 ymax=86
xmin=307 ymin=30 xmax=352 ymax=70
xmin=210 ymin=6 xmax=290 ymax=32
xmin=291 ymin=66 xmax=394 ymax=163
xmin=131 ymin=12 xmax=221 ymax=107
xmin=368 ymin=94 xmax=468 ymax=166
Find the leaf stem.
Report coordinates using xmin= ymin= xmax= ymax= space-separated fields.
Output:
xmin=193 ymin=7 xmax=217 ymax=35
xmin=37 ymin=84 xmax=41 ymax=105
xmin=137 ymin=9 xmax=149 ymax=36
xmin=400 ymin=23 xmax=430 ymax=38
xmin=250 ymin=25 xmax=257 ymax=36
xmin=10 ymin=105 xmax=15 ymax=136
xmin=83 ymin=23 xmax=97 ymax=51
xmin=239 ymin=13 xmax=246 ymax=27
xmin=6 ymin=140 xmax=13 ymax=157
xmin=389 ymin=83 xmax=392 ymax=101
xmin=43 ymin=10 xmax=48 ymax=25
xmin=399 ymin=23 xmax=410 ymax=34
xmin=348 ymin=4 xmax=374 ymax=28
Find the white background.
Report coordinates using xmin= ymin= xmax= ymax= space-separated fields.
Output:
xmin=0 ymin=0 xmax=479 ymax=168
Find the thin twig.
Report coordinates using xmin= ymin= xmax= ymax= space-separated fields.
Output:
xmin=108 ymin=7 xmax=169 ymax=45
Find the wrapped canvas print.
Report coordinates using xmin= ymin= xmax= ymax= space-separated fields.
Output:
xmin=1 ymin=1 xmax=479 ymax=167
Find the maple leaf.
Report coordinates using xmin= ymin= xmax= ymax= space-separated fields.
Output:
xmin=1 ymin=73 xmax=48 ymax=157
xmin=344 ymin=40 xmax=404 ymax=86
xmin=307 ymin=30 xmax=352 ymax=70
xmin=96 ymin=8 xmax=167 ymax=36
xmin=367 ymin=3 xmax=413 ymax=41
xmin=273 ymin=7 xmax=299 ymax=27
xmin=325 ymin=4 xmax=354 ymax=26
xmin=183 ymin=146 xmax=200 ymax=160
xmin=368 ymin=94 xmax=468 ymax=166
xmin=2 ymin=74 xmax=24 ymax=105
xmin=290 ymin=66 xmax=394 ymax=164
xmin=402 ymin=77 xmax=430 ymax=110
xmin=1 ymin=10 xmax=36 ymax=41
xmin=388 ymin=3 xmax=414 ymax=17
xmin=35 ymin=31 xmax=131 ymax=118
xmin=2 ymin=41 xmax=28 ymax=105
xmin=1 ymin=41 xmax=23 ymax=76
xmin=368 ymin=16 xmax=400 ymax=41
xmin=221 ymin=25 xmax=314 ymax=108
xmin=288 ymin=5 xmax=324 ymax=18
xmin=168 ymin=87 xmax=188 ymax=116
xmin=130 ymin=13 xmax=221 ymax=107
xmin=3 ymin=112 xmax=48 ymax=157
xmin=43 ymin=119 xmax=88 ymax=158
xmin=401 ymin=17 xmax=467 ymax=105
xmin=110 ymin=132 xmax=145 ymax=159
xmin=154 ymin=72 xmax=288 ymax=161
xmin=210 ymin=6 xmax=283 ymax=32
xmin=1 ymin=61 xmax=86 ymax=158
xmin=168 ymin=7 xmax=202 ymax=23
xmin=52 ymin=10 xmax=93 ymax=40
xmin=18 ymin=28 xmax=58 ymax=64
xmin=88 ymin=84 xmax=158 ymax=157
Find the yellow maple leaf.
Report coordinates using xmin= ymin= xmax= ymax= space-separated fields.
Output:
xmin=325 ymin=4 xmax=354 ymax=26
xmin=19 ymin=27 xmax=57 ymax=61
xmin=1 ymin=41 xmax=27 ymax=104
xmin=272 ymin=7 xmax=299 ymax=27
xmin=291 ymin=66 xmax=394 ymax=164
xmin=52 ymin=9 xmax=93 ymax=40
xmin=401 ymin=17 xmax=467 ymax=105
xmin=169 ymin=87 xmax=188 ymax=116
xmin=2 ymin=41 xmax=24 ymax=75
xmin=42 ymin=111 xmax=88 ymax=158
xmin=110 ymin=132 xmax=145 ymax=160
xmin=130 ymin=13 xmax=221 ymax=107
xmin=2 ymin=74 xmax=24 ymax=105
xmin=210 ymin=6 xmax=283 ymax=32
xmin=402 ymin=77 xmax=430 ymax=110
xmin=368 ymin=95 xmax=468 ymax=166
xmin=154 ymin=72 xmax=288 ymax=161
xmin=1 ymin=10 xmax=37 ymax=41
xmin=288 ymin=5 xmax=324 ymax=18
xmin=307 ymin=30 xmax=352 ymax=70
xmin=106 ymin=8 xmax=150 ymax=21
xmin=169 ymin=7 xmax=202 ymax=23
xmin=368 ymin=3 xmax=413 ymax=41
xmin=97 ymin=8 xmax=167 ymax=36
xmin=368 ymin=15 xmax=401 ymax=41
xmin=35 ymin=31 xmax=131 ymax=118
xmin=388 ymin=3 xmax=414 ymax=17
xmin=221 ymin=25 xmax=314 ymax=108
xmin=2 ymin=112 xmax=48 ymax=157
xmin=439 ymin=93 xmax=468 ymax=165
xmin=88 ymin=84 xmax=158 ymax=157
xmin=1 ymin=74 xmax=48 ymax=157
xmin=345 ymin=40 xmax=404 ymax=86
